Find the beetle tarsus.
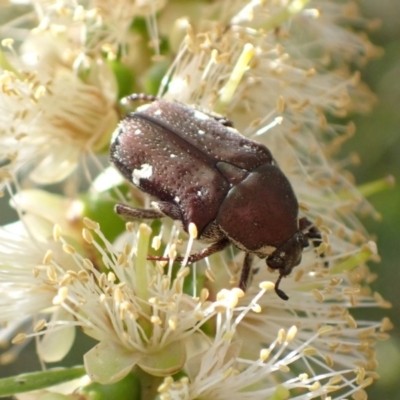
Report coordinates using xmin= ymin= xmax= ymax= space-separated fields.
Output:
xmin=122 ymin=93 xmax=159 ymax=106
xmin=147 ymin=255 xmax=169 ymax=262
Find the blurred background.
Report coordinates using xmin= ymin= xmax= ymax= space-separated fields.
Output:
xmin=343 ymin=0 xmax=400 ymax=398
xmin=0 ymin=0 xmax=399 ymax=399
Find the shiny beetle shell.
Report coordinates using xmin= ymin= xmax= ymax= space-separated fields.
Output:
xmin=110 ymin=94 xmax=322 ymax=300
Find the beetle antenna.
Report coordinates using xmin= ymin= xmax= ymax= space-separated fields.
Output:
xmin=275 ymin=274 xmax=289 ymax=300
xmin=121 ymin=93 xmax=159 ymax=107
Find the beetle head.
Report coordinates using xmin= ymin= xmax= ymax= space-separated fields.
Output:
xmin=265 ymin=231 xmax=310 ymax=300
xmin=266 ymin=231 xmax=309 ymax=276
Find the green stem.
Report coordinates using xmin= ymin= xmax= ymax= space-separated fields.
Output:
xmin=357 ymin=175 xmax=395 ymax=198
xmin=0 ymin=49 xmax=23 ymax=78
xmin=330 ymin=243 xmax=376 ymax=274
xmin=0 ymin=366 xmax=85 ymax=397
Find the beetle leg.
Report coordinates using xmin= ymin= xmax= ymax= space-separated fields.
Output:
xmin=121 ymin=93 xmax=235 ymax=127
xmin=121 ymin=93 xmax=159 ymax=106
xmin=183 ymin=238 xmax=231 ymax=263
xmin=115 ymin=203 xmax=165 ymax=220
xmin=188 ymin=103 xmax=235 ymax=127
xmin=209 ymin=115 xmax=234 ymax=128
xmin=194 ymin=107 xmax=235 ymax=127
xmin=115 ymin=201 xmax=184 ymax=221
xmin=299 ymin=217 xmax=322 ymax=245
xmin=299 ymin=217 xmax=328 ymax=266
xmin=238 ymin=252 xmax=254 ymax=292
xmin=153 ymin=201 xmax=183 ymax=221
xmin=147 ymin=238 xmax=231 ymax=264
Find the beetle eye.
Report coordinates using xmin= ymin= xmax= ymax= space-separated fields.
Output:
xmin=301 ymin=235 xmax=309 ymax=248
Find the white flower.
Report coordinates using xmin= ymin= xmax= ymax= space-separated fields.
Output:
xmin=0 ymin=52 xmax=118 ymax=186
xmin=0 ymin=219 xmax=76 ymax=364
xmin=10 ymin=217 xmax=217 ymax=384
xmin=0 ymin=0 xmax=391 ymax=398
xmin=159 ymin=284 xmax=380 ymax=400
xmin=158 ymin=0 xmax=382 ymax=302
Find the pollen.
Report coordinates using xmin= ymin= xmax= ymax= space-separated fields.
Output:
xmin=12 ymin=333 xmax=27 ymax=345
xmin=62 ymin=243 xmax=76 ymax=254
xmin=33 ymin=319 xmax=47 ymax=332
xmin=42 ymin=250 xmax=53 ymax=265
xmin=152 ymin=235 xmax=161 ymax=250
xmin=188 ymin=222 xmax=198 ymax=239
xmin=260 ymin=348 xmax=271 ymax=361
xmin=53 ymin=224 xmax=62 ymax=241
xmin=53 ymin=287 xmax=68 ymax=305
xmin=82 ymin=228 xmax=94 ymax=244
xmin=259 ymin=281 xmax=275 ymax=291
xmin=151 ymin=316 xmax=162 ymax=325
xmin=83 ymin=217 xmax=100 ymax=230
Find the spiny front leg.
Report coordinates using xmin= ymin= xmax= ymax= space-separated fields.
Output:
xmin=147 ymin=238 xmax=231 ymax=264
xmin=115 ymin=203 xmax=165 ymax=220
xmin=115 ymin=201 xmax=183 ymax=221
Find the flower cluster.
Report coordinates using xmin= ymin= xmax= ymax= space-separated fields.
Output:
xmin=0 ymin=0 xmax=390 ymax=399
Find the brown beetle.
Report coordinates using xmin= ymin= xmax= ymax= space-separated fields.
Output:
xmin=110 ymin=94 xmax=323 ymax=300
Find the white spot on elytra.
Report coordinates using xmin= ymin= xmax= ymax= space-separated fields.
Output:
xmin=174 ymin=196 xmax=180 ymax=203
xmin=198 ymin=129 xmax=205 ymax=135
xmin=194 ymin=110 xmax=210 ymax=121
xmin=132 ymin=164 xmax=153 ymax=185
xmin=170 ymin=154 xmax=177 ymax=158
xmin=196 ymin=188 xmax=208 ymax=198
xmin=134 ymin=128 xmax=142 ymax=135
xmin=154 ymin=109 xmax=163 ymax=116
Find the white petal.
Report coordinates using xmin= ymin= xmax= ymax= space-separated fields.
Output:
xmin=138 ymin=340 xmax=186 ymax=377
xmin=84 ymin=341 xmax=143 ymax=384
xmin=29 ymin=145 xmax=79 ymax=184
xmin=38 ymin=309 xmax=76 ymax=363
xmin=92 ymin=166 xmax=125 ymax=193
